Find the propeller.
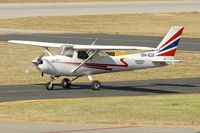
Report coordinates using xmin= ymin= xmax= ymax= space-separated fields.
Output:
xmin=25 ymin=48 xmax=53 ymax=74
xmin=32 ymin=52 xmax=45 ymax=65
xmin=25 ymin=64 xmax=34 ymax=74
xmin=25 ymin=52 xmax=45 ymax=74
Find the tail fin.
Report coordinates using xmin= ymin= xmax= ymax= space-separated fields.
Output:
xmin=156 ymin=26 xmax=184 ymax=56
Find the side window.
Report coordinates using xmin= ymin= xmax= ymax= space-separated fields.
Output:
xmin=78 ymin=51 xmax=89 ymax=60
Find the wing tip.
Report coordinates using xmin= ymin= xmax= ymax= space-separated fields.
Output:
xmin=8 ymin=40 xmax=19 ymax=45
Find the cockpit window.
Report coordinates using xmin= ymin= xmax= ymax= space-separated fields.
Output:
xmin=59 ymin=46 xmax=74 ymax=58
xmin=64 ymin=49 xmax=74 ymax=57
xmin=78 ymin=51 xmax=89 ymax=59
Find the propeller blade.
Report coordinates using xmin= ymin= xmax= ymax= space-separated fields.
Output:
xmin=25 ymin=50 xmax=47 ymax=74
xmin=25 ymin=64 xmax=34 ymax=74
xmin=32 ymin=52 xmax=45 ymax=65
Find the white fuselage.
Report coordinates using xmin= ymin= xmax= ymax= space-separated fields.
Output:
xmin=37 ymin=51 xmax=168 ymax=77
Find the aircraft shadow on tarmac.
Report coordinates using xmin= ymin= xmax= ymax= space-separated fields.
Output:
xmin=154 ymin=83 xmax=199 ymax=87
xmin=1 ymin=82 xmax=199 ymax=102
xmin=36 ymin=82 xmax=200 ymax=94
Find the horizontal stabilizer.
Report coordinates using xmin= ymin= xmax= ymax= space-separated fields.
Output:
xmin=152 ymin=59 xmax=183 ymax=63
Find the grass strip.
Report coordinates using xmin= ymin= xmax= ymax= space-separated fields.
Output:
xmin=0 ymin=94 xmax=200 ymax=126
xmin=0 ymin=13 xmax=199 ymax=38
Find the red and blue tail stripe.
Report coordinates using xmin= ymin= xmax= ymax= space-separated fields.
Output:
xmin=156 ymin=27 xmax=184 ymax=56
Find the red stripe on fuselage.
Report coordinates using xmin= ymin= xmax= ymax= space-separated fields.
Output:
xmin=55 ymin=58 xmax=128 ymax=70
xmin=86 ymin=66 xmax=113 ymax=70
xmin=120 ymin=58 xmax=128 ymax=67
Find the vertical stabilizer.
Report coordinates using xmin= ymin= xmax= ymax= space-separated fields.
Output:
xmin=156 ymin=26 xmax=184 ymax=56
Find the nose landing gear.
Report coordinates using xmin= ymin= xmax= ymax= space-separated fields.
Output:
xmin=46 ymin=76 xmax=55 ymax=90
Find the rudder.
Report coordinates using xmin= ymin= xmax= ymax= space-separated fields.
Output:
xmin=156 ymin=26 xmax=184 ymax=56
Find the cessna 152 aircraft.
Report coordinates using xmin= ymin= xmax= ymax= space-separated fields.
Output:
xmin=8 ymin=26 xmax=184 ymax=90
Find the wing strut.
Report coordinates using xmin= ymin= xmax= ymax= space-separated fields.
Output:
xmin=71 ymin=51 xmax=98 ymax=73
xmin=44 ymin=48 xmax=52 ymax=56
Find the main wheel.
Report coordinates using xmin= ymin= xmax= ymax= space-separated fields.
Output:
xmin=61 ymin=78 xmax=71 ymax=89
xmin=46 ymin=81 xmax=54 ymax=90
xmin=91 ymin=80 xmax=101 ymax=91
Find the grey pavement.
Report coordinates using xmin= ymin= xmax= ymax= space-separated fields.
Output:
xmin=0 ymin=1 xmax=200 ymax=18
xmin=0 ymin=29 xmax=200 ymax=51
xmin=0 ymin=122 xmax=199 ymax=133
xmin=0 ymin=77 xmax=199 ymax=102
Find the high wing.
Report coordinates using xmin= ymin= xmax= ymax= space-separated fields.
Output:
xmin=8 ymin=40 xmax=67 ymax=48
xmin=8 ymin=40 xmax=156 ymax=51
xmin=73 ymin=45 xmax=156 ymax=51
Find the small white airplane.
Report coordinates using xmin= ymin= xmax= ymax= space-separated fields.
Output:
xmin=8 ymin=26 xmax=184 ymax=90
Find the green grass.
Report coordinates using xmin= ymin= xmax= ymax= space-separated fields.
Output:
xmin=0 ymin=94 xmax=200 ymax=126
xmin=0 ymin=41 xmax=199 ymax=85
xmin=0 ymin=13 xmax=200 ymax=38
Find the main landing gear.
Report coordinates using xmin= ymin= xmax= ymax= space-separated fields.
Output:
xmin=88 ymin=75 xmax=101 ymax=91
xmin=46 ymin=75 xmax=102 ymax=91
xmin=61 ymin=78 xmax=71 ymax=89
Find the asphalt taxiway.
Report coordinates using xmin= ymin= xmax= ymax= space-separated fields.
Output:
xmin=0 ymin=77 xmax=199 ymax=102
xmin=1 ymin=30 xmax=200 ymax=51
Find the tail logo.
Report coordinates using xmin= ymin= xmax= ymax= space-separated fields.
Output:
xmin=156 ymin=27 xmax=184 ymax=56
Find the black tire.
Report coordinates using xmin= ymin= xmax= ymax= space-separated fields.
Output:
xmin=61 ymin=78 xmax=71 ymax=89
xmin=91 ymin=80 xmax=101 ymax=91
xmin=46 ymin=81 xmax=54 ymax=90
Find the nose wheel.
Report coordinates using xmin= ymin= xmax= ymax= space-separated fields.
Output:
xmin=46 ymin=76 xmax=55 ymax=90
xmin=46 ymin=81 xmax=54 ymax=90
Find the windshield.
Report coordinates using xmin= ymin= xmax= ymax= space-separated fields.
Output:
xmin=59 ymin=45 xmax=74 ymax=58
